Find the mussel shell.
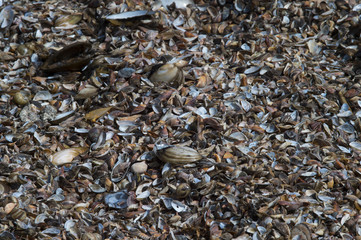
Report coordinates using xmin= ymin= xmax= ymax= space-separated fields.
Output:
xmin=41 ymin=42 xmax=92 ymax=73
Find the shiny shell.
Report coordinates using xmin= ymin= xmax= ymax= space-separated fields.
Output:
xmin=50 ymin=147 xmax=88 ymax=166
xmin=149 ymin=63 xmax=184 ymax=88
xmin=156 ymin=146 xmax=202 ymax=164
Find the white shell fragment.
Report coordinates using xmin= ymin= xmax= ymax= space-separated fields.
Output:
xmin=244 ymin=66 xmax=261 ymax=74
xmin=106 ymin=10 xmax=155 ymax=20
xmin=160 ymin=0 xmax=194 ymax=10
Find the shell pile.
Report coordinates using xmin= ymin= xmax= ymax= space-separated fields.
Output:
xmin=2 ymin=0 xmax=361 ymax=239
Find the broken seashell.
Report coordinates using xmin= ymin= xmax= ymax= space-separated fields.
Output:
xmin=160 ymin=0 xmax=194 ymax=10
xmin=291 ymin=223 xmax=312 ymax=240
xmin=104 ymin=191 xmax=128 ymax=209
xmin=175 ymin=183 xmax=191 ymax=198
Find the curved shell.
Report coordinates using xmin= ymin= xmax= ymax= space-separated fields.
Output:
xmin=149 ymin=63 xmax=184 ymax=87
xmin=156 ymin=146 xmax=202 ymax=164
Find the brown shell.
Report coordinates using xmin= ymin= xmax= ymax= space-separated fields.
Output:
xmin=156 ymin=146 xmax=202 ymax=164
xmin=149 ymin=63 xmax=184 ymax=88
xmin=41 ymin=42 xmax=92 ymax=73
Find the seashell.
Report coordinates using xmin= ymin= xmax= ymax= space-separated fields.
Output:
xmin=81 ymin=233 xmax=102 ymax=240
xmin=149 ymin=63 xmax=184 ymax=88
xmin=89 ymin=184 xmax=106 ymax=193
xmin=273 ymin=220 xmax=290 ymax=237
xmin=33 ymin=90 xmax=53 ymax=101
xmin=50 ymin=110 xmax=75 ymax=124
xmin=75 ymin=85 xmax=98 ymax=100
xmin=88 ymin=127 xmax=103 ymax=143
xmin=155 ymin=146 xmax=202 ymax=164
xmin=175 ymin=183 xmax=191 ymax=198
xmin=13 ymin=90 xmax=31 ymax=105
xmin=106 ymin=10 xmax=155 ymax=25
xmin=291 ymin=223 xmax=312 ymax=240
xmin=131 ymin=161 xmax=148 ymax=174
xmin=41 ymin=42 xmax=92 ymax=73
xmin=0 ymin=6 xmax=14 ymax=30
xmin=55 ymin=14 xmax=82 ymax=28
xmin=47 ymin=82 xmax=60 ymax=93
xmin=17 ymin=44 xmax=33 ymax=56
xmin=0 ymin=181 xmax=10 ymax=194
xmin=85 ymin=107 xmax=112 ymax=122
xmin=160 ymin=0 xmax=194 ymax=10
xmin=50 ymin=147 xmax=88 ymax=166
xmin=5 ymin=203 xmax=27 ymax=221
xmin=0 ymin=231 xmax=16 ymax=240
xmin=106 ymin=10 xmax=155 ymax=20
xmin=244 ymin=66 xmax=261 ymax=75
xmin=104 ymin=191 xmax=128 ymax=209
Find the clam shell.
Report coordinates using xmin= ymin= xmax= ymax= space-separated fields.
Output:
xmin=50 ymin=147 xmax=87 ymax=166
xmin=156 ymin=146 xmax=202 ymax=164
xmin=149 ymin=63 xmax=184 ymax=87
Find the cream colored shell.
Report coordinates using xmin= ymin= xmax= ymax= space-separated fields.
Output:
xmin=156 ymin=146 xmax=202 ymax=164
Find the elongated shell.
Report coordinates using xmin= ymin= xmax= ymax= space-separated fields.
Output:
xmin=50 ymin=147 xmax=88 ymax=166
xmin=156 ymin=146 xmax=202 ymax=164
xmin=149 ymin=63 xmax=184 ymax=87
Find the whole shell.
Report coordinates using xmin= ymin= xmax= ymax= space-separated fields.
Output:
xmin=155 ymin=146 xmax=202 ymax=164
xmin=13 ymin=91 xmax=31 ymax=105
xmin=149 ymin=63 xmax=184 ymax=87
